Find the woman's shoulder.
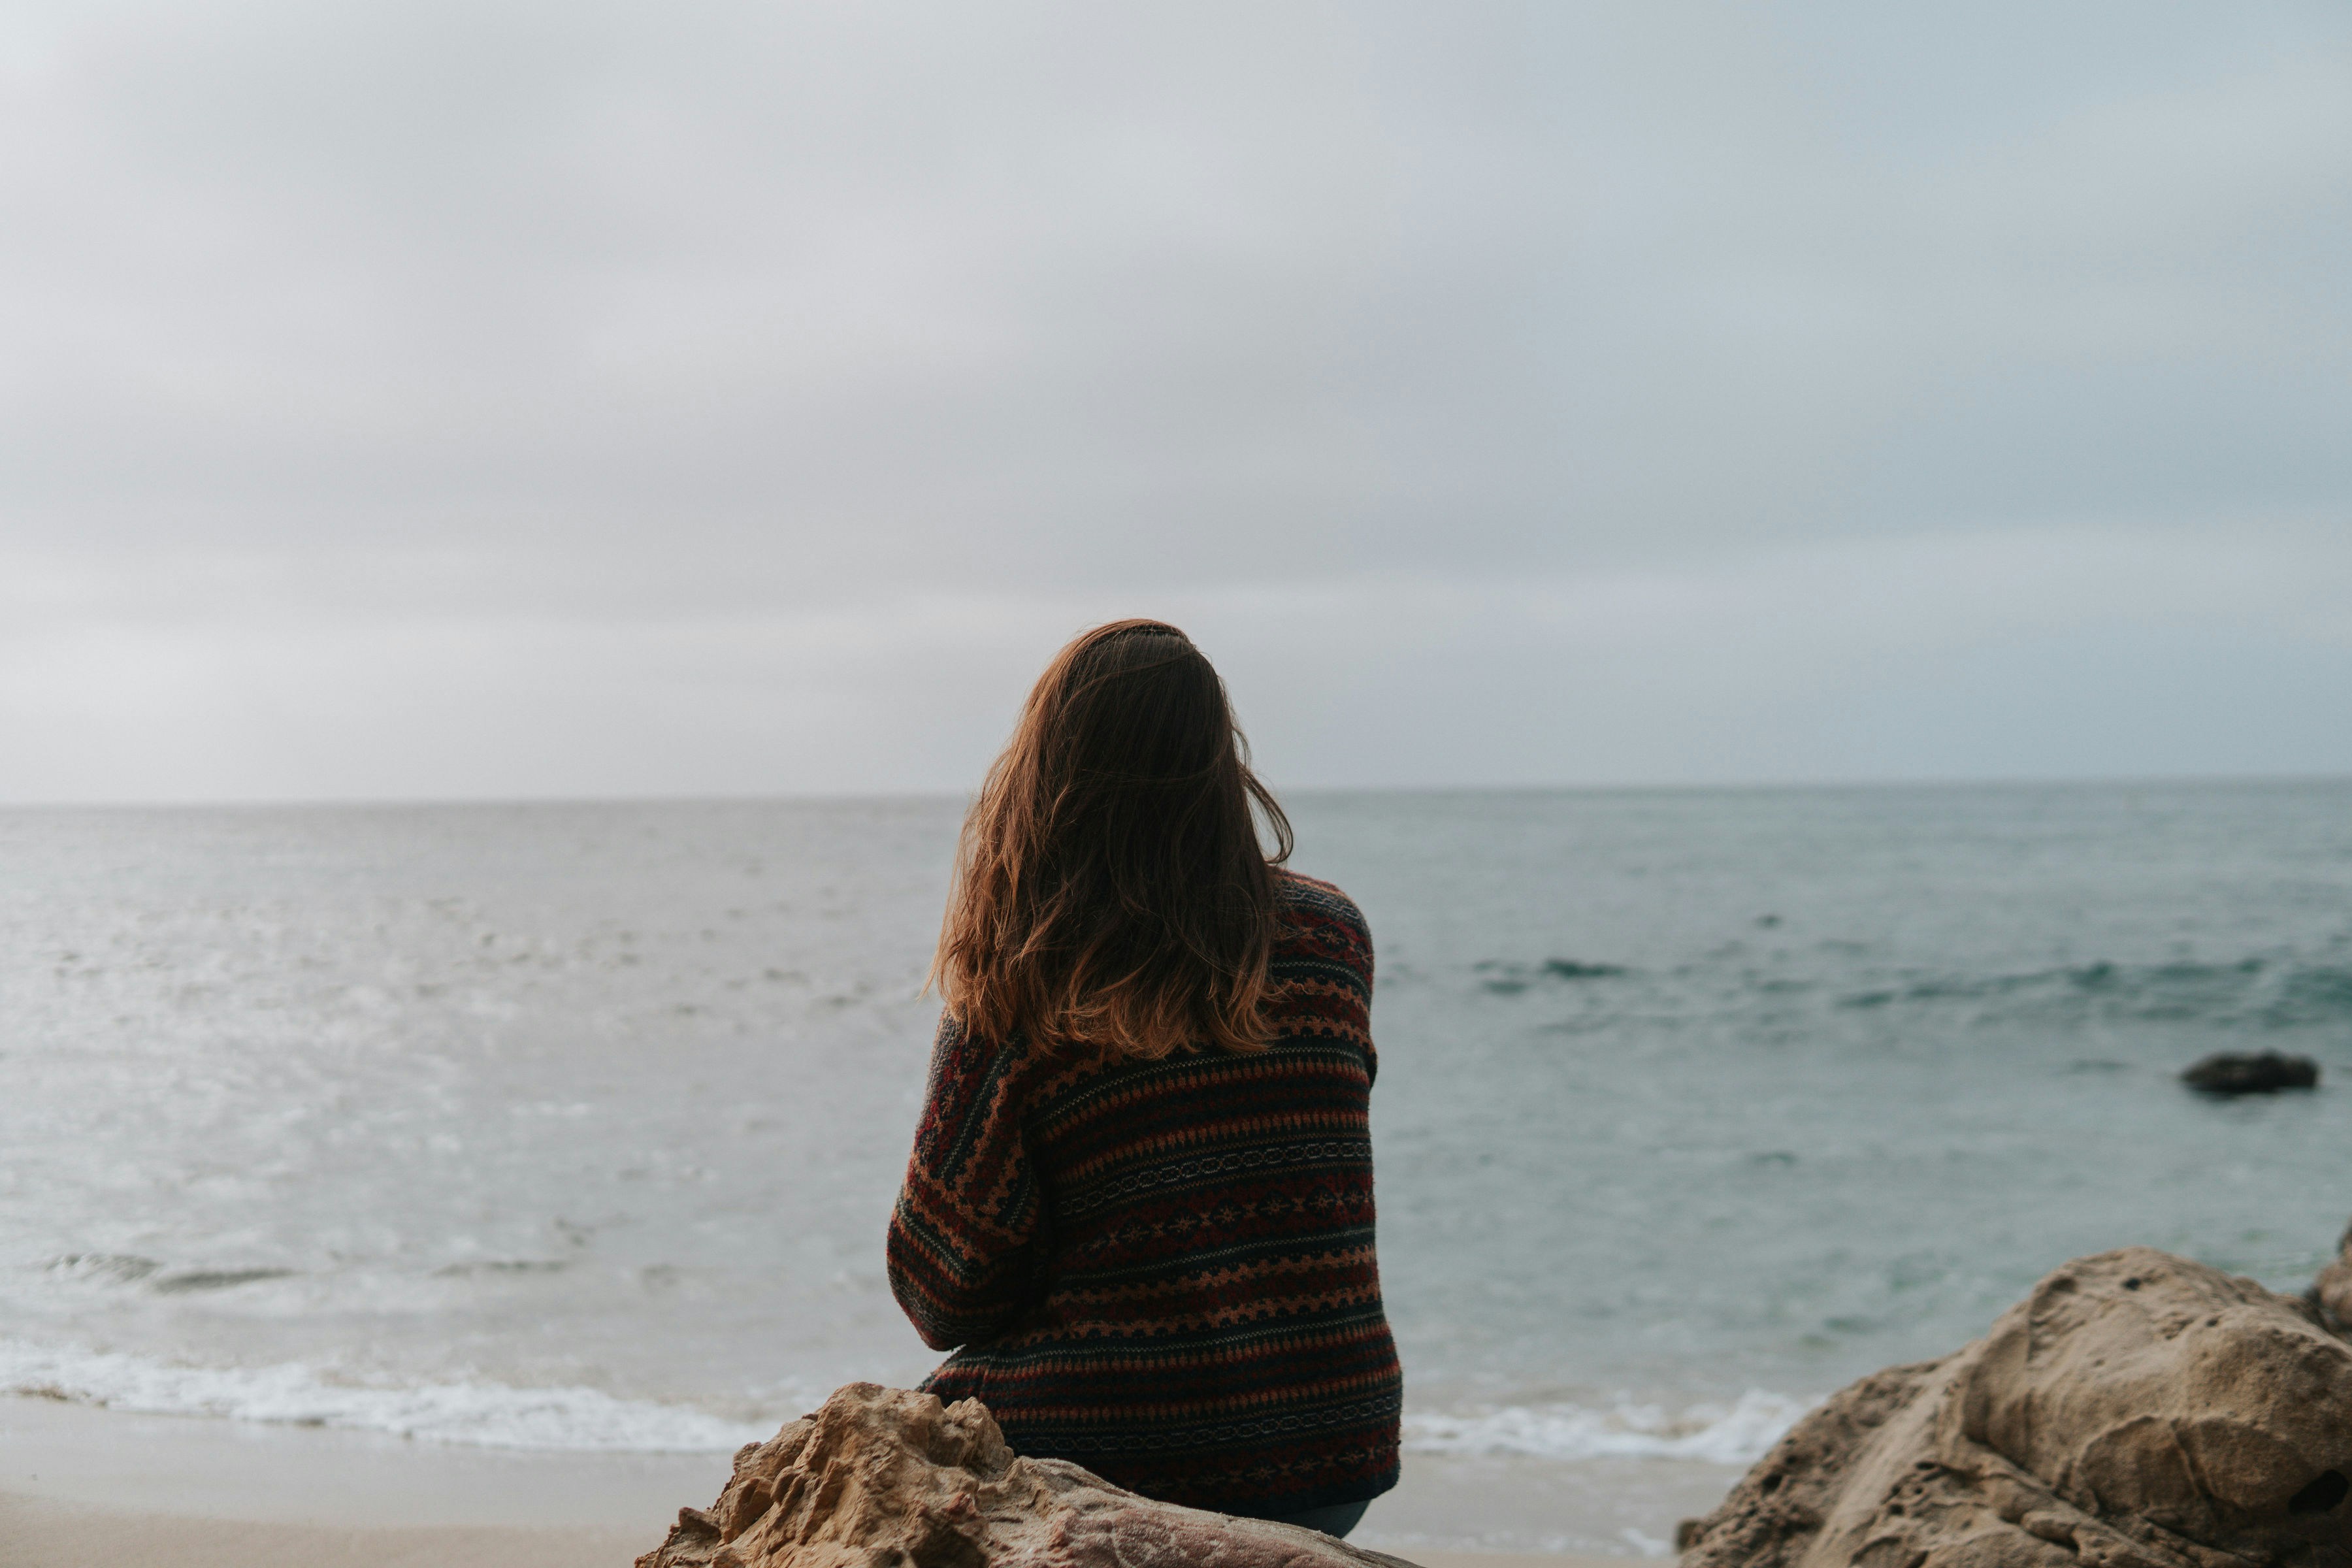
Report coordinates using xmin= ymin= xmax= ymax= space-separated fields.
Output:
xmin=1273 ymin=868 xmax=1372 ymax=955
xmin=928 ymin=1009 xmax=1108 ymax=1113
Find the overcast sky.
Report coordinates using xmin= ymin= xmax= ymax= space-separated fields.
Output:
xmin=3 ymin=1 xmax=2347 ymax=802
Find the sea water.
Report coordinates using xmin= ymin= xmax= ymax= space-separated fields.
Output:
xmin=5 ymin=784 xmax=2350 ymax=1543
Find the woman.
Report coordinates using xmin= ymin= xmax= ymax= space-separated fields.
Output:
xmin=886 ymin=620 xmax=1400 ymax=1537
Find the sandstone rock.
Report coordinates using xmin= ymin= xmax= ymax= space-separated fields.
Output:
xmin=1679 ymin=1247 xmax=2352 ymax=1568
xmin=2180 ymin=1053 xmax=2319 ymax=1095
xmin=2308 ymin=1222 xmax=2352 ymax=1335
xmin=635 ymin=1382 xmax=1420 ymax=1568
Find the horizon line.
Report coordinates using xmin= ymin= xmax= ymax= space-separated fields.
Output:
xmin=5 ymin=767 xmax=2347 ymax=813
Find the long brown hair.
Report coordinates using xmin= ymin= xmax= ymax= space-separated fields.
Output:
xmin=931 ymin=619 xmax=1294 ymax=1059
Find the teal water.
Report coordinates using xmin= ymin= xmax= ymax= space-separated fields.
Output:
xmin=1320 ymin=781 xmax=2352 ymax=1419
xmin=3 ymin=781 xmax=2348 ymax=1468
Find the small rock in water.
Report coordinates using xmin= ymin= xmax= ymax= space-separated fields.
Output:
xmin=2180 ymin=1051 xmax=2319 ymax=1095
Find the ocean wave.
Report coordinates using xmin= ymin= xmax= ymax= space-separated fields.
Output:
xmin=1402 ymin=1389 xmax=1811 ymax=1465
xmin=1833 ymin=959 xmax=2352 ymax=1029
xmin=42 ymin=1253 xmax=162 ymax=1284
xmin=1475 ymin=958 xmax=1631 ymax=994
xmin=4 ymin=1328 xmax=1811 ymax=1466
xmin=0 ymin=1336 xmax=776 ymax=1452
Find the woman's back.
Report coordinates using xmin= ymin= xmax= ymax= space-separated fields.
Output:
xmin=887 ymin=870 xmax=1401 ymax=1517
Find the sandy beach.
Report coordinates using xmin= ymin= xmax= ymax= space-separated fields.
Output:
xmin=0 ymin=1497 xmax=648 ymax=1568
xmin=0 ymin=1498 xmax=1612 ymax=1568
xmin=0 ymin=1394 xmax=1650 ymax=1568
xmin=0 ymin=1394 xmax=718 ymax=1566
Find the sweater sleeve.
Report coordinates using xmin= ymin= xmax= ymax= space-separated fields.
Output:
xmin=885 ymin=1011 xmax=1043 ymax=1352
xmin=1269 ymin=873 xmax=1379 ymax=1084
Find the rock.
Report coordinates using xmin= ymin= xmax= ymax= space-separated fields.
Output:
xmin=1678 ymin=1247 xmax=2352 ymax=1568
xmin=2310 ymin=1222 xmax=2352 ymax=1335
xmin=635 ymin=1382 xmax=1422 ymax=1568
xmin=2181 ymin=1052 xmax=2319 ymax=1095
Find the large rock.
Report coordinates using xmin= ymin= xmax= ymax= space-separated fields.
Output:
xmin=636 ymin=1382 xmax=1420 ymax=1568
xmin=2311 ymin=1224 xmax=2352 ymax=1334
xmin=1679 ymin=1247 xmax=2352 ymax=1568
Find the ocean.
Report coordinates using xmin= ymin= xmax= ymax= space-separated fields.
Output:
xmin=5 ymin=783 xmax=2349 ymax=1548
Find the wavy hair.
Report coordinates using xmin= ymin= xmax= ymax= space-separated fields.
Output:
xmin=930 ymin=620 xmax=1294 ymax=1059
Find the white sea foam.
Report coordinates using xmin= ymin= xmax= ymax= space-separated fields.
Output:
xmin=1401 ymin=1388 xmax=1812 ymax=1465
xmin=4 ymin=1324 xmax=1812 ymax=1465
xmin=0 ymin=1337 xmax=777 ymax=1452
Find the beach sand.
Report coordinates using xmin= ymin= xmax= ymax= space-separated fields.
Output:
xmin=0 ymin=1393 xmax=716 ymax=1565
xmin=1 ymin=1395 xmax=1673 ymax=1567
xmin=0 ymin=1496 xmax=647 ymax=1568
xmin=0 ymin=1498 xmax=1617 ymax=1568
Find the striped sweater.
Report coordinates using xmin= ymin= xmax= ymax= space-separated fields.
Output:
xmin=885 ymin=871 xmax=1401 ymax=1516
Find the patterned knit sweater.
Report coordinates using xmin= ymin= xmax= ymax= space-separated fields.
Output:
xmin=885 ymin=871 xmax=1401 ymax=1516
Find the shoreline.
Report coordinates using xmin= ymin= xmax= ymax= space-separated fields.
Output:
xmin=1 ymin=1393 xmax=1717 ymax=1565
xmin=0 ymin=1392 xmax=732 ymax=1529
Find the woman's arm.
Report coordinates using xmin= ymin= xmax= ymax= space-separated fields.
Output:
xmin=885 ymin=1013 xmax=1043 ymax=1351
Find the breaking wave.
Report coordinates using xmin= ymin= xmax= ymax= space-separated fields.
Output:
xmin=3 ymin=1331 xmax=1808 ymax=1469
xmin=1402 ymin=1388 xmax=1812 ymax=1464
xmin=0 ymin=1335 xmax=776 ymax=1452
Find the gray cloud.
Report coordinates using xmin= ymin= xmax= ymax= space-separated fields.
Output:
xmin=2 ymin=1 xmax=2347 ymax=798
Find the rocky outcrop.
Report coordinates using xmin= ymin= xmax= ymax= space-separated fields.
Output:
xmin=635 ymin=1382 xmax=1419 ymax=1568
xmin=2180 ymin=1053 xmax=2319 ymax=1095
xmin=1678 ymin=1247 xmax=2352 ymax=1568
xmin=2309 ymin=1224 xmax=2352 ymax=1335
